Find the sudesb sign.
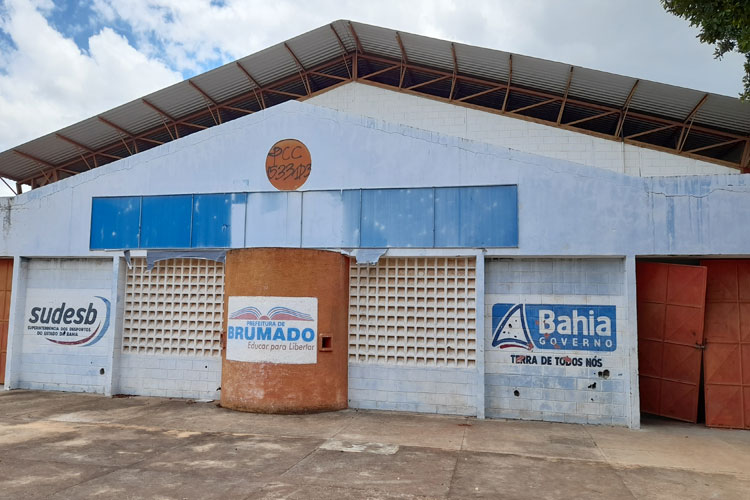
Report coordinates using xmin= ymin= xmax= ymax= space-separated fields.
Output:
xmin=24 ymin=290 xmax=111 ymax=346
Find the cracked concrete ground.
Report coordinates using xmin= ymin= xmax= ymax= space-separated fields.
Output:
xmin=1 ymin=390 xmax=749 ymax=499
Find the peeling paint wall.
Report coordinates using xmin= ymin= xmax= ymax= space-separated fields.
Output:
xmin=484 ymin=258 xmax=630 ymax=425
xmin=12 ymin=258 xmax=114 ymax=393
xmin=0 ymin=98 xmax=747 ymax=427
xmin=0 ymin=100 xmax=748 ymax=259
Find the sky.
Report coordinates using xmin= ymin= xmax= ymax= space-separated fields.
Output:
xmin=0 ymin=0 xmax=747 ymax=195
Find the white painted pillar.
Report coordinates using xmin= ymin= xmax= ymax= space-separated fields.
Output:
xmin=4 ymin=257 xmax=26 ymax=389
xmin=475 ymin=253 xmax=486 ymax=419
xmin=624 ymin=254 xmax=641 ymax=429
xmin=104 ymin=256 xmax=127 ymax=396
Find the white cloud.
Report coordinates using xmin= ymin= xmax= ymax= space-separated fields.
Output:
xmin=0 ymin=0 xmax=181 ymax=151
xmin=89 ymin=0 xmax=746 ymax=94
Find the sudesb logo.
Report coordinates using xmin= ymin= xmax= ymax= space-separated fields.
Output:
xmin=27 ymin=297 xmax=111 ymax=346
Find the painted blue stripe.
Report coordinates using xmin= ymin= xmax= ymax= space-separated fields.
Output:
xmin=90 ymin=186 xmax=519 ymax=250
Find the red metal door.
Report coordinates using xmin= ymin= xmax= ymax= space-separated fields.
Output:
xmin=636 ymin=262 xmax=707 ymax=423
xmin=0 ymin=259 xmax=12 ymax=385
xmin=702 ymin=260 xmax=750 ymax=429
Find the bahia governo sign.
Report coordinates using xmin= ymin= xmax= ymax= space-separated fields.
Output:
xmin=24 ymin=290 xmax=111 ymax=346
xmin=226 ymin=296 xmax=318 ymax=364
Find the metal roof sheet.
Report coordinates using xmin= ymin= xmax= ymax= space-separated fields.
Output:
xmin=2 ymin=19 xmax=748 ymax=188
xmin=99 ymin=100 xmax=165 ymax=137
xmin=567 ymin=67 xmax=637 ymax=107
xmin=191 ymin=63 xmax=253 ymax=104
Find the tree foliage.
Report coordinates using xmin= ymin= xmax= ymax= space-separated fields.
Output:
xmin=662 ymin=0 xmax=750 ymax=100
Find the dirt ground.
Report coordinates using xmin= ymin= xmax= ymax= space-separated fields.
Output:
xmin=1 ymin=389 xmax=748 ymax=499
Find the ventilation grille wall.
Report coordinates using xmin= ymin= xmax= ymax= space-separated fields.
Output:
xmin=123 ymin=258 xmax=224 ymax=356
xmin=349 ymin=257 xmax=477 ymax=367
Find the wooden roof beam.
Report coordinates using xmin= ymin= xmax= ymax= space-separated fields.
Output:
xmin=557 ymin=66 xmax=574 ymax=125
xmin=12 ymin=149 xmax=77 ymax=184
xmin=564 ymin=110 xmax=619 ymax=127
xmin=456 ymin=85 xmax=505 ymax=103
xmin=677 ymin=93 xmax=709 ymax=152
xmin=330 ymin=23 xmax=352 ymax=78
xmin=449 ymin=43 xmax=458 ymax=100
xmin=330 ymin=23 xmax=349 ymax=55
xmin=615 ymin=79 xmax=640 ymax=138
xmin=406 ymin=75 xmax=451 ymax=91
xmin=510 ymin=97 xmax=559 ymax=114
xmin=142 ymin=98 xmax=178 ymax=140
xmin=396 ymin=32 xmax=409 ymax=89
xmin=502 ymin=54 xmax=512 ymax=112
xmin=235 ymin=62 xmax=266 ymax=110
xmin=284 ymin=42 xmax=312 ymax=95
xmin=684 ymin=137 xmax=743 ymax=154
xmin=56 ymin=133 xmax=122 ymax=161
xmin=189 ymin=80 xmax=221 ymax=125
xmin=348 ymin=21 xmax=364 ymax=53
xmin=624 ymin=123 xmax=678 ymax=140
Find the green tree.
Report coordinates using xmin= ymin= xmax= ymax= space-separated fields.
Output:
xmin=662 ymin=0 xmax=750 ymax=100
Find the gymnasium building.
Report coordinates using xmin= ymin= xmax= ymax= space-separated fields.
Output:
xmin=1 ymin=21 xmax=748 ymax=429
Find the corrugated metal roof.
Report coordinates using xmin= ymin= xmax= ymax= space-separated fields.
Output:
xmin=191 ymin=64 xmax=253 ymax=104
xmin=398 ymin=31 xmax=454 ymax=71
xmin=2 ymin=19 xmax=748 ymax=188
xmin=568 ymin=67 xmax=636 ymax=108
xmin=454 ymin=43 xmax=510 ymax=83
xmin=630 ymin=80 xmax=706 ymax=122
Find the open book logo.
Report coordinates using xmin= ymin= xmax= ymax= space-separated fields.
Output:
xmin=229 ymin=306 xmax=313 ymax=321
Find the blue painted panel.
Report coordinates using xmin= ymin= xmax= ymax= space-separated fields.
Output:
xmin=90 ymin=197 xmax=140 ymax=249
xmin=301 ymin=190 xmax=361 ymax=248
xmin=245 ymin=192 xmax=302 ymax=247
xmin=361 ymin=189 xmax=434 ymax=247
xmin=191 ymin=193 xmax=246 ymax=248
xmin=435 ymin=186 xmax=518 ymax=247
xmin=140 ymin=195 xmax=192 ymax=248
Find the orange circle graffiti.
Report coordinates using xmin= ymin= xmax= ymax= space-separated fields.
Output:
xmin=265 ymin=139 xmax=311 ymax=190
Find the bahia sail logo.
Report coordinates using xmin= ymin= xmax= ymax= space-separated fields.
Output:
xmin=492 ymin=303 xmax=616 ymax=352
xmin=26 ymin=296 xmax=111 ymax=346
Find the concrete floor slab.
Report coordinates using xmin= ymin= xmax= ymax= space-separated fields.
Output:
xmin=281 ymin=447 xmax=457 ymax=498
xmin=586 ymin=417 xmax=750 ymax=478
xmin=333 ymin=410 xmax=467 ymax=450
xmin=2 ymin=390 xmax=750 ymax=499
xmin=248 ymin=482 xmax=430 ymax=499
xmin=2 ymin=421 xmax=200 ymax=467
xmin=0 ymin=457 xmax=113 ymax=500
xmin=449 ymin=452 xmax=635 ymax=499
xmin=45 ymin=468 xmax=263 ymax=500
xmin=163 ymin=406 xmax=356 ymax=438
xmin=135 ymin=433 xmax=322 ymax=480
xmin=614 ymin=466 xmax=750 ymax=500
xmin=462 ymin=418 xmax=605 ymax=461
xmin=0 ymin=390 xmax=91 ymax=420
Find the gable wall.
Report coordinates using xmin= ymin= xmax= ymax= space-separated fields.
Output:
xmin=307 ymin=82 xmax=736 ymax=178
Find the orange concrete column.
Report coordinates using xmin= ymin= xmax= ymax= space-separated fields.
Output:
xmin=221 ymin=248 xmax=349 ymax=413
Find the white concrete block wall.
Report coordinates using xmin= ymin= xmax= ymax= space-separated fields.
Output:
xmin=484 ymin=258 xmax=630 ymax=426
xmin=117 ymin=354 xmax=221 ymax=400
xmin=17 ymin=258 xmax=114 ymax=393
xmin=348 ymin=364 xmax=477 ymax=416
xmin=307 ymin=82 xmax=736 ymax=177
